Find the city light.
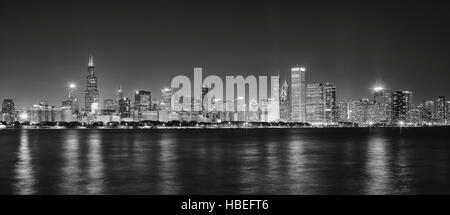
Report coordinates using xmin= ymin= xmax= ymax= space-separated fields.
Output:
xmin=19 ymin=112 xmax=28 ymax=121
xmin=373 ymin=86 xmax=384 ymax=92
xmin=69 ymin=83 xmax=76 ymax=89
xmin=291 ymin=67 xmax=306 ymax=72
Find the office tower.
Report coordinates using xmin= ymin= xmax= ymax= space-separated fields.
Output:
xmin=29 ymin=102 xmax=58 ymax=123
xmin=337 ymin=100 xmax=350 ymax=122
xmin=390 ymin=90 xmax=413 ymax=124
xmin=134 ymin=90 xmax=151 ymax=113
xmin=201 ymin=86 xmax=210 ymax=112
xmin=371 ymin=87 xmax=389 ymax=123
xmin=435 ymin=96 xmax=446 ymax=124
xmin=305 ymin=83 xmax=337 ymax=125
xmin=2 ymin=99 xmax=15 ymax=115
xmin=160 ymin=88 xmax=172 ymax=112
xmin=62 ymin=95 xmax=80 ymax=114
xmin=410 ymin=105 xmax=422 ymax=124
xmin=291 ymin=66 xmax=306 ymax=122
xmin=445 ymin=101 xmax=450 ymax=124
xmin=84 ymin=55 xmax=100 ymax=113
xmin=323 ymin=83 xmax=337 ymax=123
xmin=306 ymin=83 xmax=324 ymax=124
xmin=267 ymin=76 xmax=280 ymax=122
xmin=60 ymin=106 xmax=73 ymax=122
xmin=350 ymin=98 xmax=371 ymax=125
xmin=280 ymin=80 xmax=290 ymax=122
xmin=422 ymin=100 xmax=434 ymax=124
xmin=446 ymin=101 xmax=450 ymax=124
xmin=119 ymin=98 xmax=131 ymax=118
xmin=103 ymin=99 xmax=116 ymax=115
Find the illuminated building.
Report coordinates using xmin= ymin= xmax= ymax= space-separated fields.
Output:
xmin=267 ymin=76 xmax=280 ymax=122
xmin=447 ymin=101 xmax=450 ymax=124
xmin=435 ymin=96 xmax=446 ymax=124
xmin=84 ymin=55 xmax=100 ymax=113
xmin=305 ymin=83 xmax=337 ymax=125
xmin=2 ymin=99 xmax=15 ymax=115
xmin=202 ymin=86 xmax=210 ymax=112
xmin=306 ymin=83 xmax=324 ymax=124
xmin=103 ymin=99 xmax=117 ymax=115
xmin=28 ymin=102 xmax=60 ymax=123
xmin=390 ymin=90 xmax=413 ymax=124
xmin=337 ymin=100 xmax=350 ymax=122
xmin=160 ymin=88 xmax=172 ymax=111
xmin=350 ymin=99 xmax=371 ymax=125
xmin=119 ymin=98 xmax=131 ymax=118
xmin=323 ymin=83 xmax=337 ymax=123
xmin=61 ymin=106 xmax=73 ymax=122
xmin=421 ymin=100 xmax=434 ymax=124
xmin=141 ymin=111 xmax=159 ymax=121
xmin=370 ymin=86 xmax=389 ymax=123
xmin=291 ymin=66 xmax=306 ymax=122
xmin=134 ymin=90 xmax=151 ymax=113
xmin=280 ymin=80 xmax=290 ymax=122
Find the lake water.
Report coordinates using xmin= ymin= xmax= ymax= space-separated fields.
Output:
xmin=0 ymin=128 xmax=449 ymax=194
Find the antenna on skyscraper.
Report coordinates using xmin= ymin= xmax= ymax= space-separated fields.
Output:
xmin=88 ymin=54 xmax=94 ymax=67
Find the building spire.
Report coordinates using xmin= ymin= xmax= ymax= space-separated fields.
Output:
xmin=88 ymin=54 xmax=94 ymax=67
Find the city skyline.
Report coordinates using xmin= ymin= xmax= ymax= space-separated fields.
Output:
xmin=1 ymin=55 xmax=449 ymax=111
xmin=1 ymin=54 xmax=449 ymax=126
xmin=2 ymin=0 xmax=450 ymax=108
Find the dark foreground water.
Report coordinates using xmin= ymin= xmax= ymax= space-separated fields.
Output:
xmin=0 ymin=128 xmax=449 ymax=195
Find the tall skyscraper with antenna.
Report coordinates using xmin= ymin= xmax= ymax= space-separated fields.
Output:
xmin=84 ymin=55 xmax=99 ymax=113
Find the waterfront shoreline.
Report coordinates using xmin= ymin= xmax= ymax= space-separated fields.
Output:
xmin=1 ymin=125 xmax=449 ymax=130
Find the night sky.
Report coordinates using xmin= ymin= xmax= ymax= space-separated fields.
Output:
xmin=1 ymin=0 xmax=449 ymax=108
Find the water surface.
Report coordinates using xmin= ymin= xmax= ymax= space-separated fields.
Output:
xmin=0 ymin=128 xmax=449 ymax=194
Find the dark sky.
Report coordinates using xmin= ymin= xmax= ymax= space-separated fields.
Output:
xmin=1 ymin=0 xmax=450 ymax=108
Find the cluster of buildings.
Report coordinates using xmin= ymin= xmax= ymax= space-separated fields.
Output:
xmin=1 ymin=55 xmax=450 ymax=127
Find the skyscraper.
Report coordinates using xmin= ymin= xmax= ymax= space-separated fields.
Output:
xmin=291 ymin=66 xmax=306 ymax=122
xmin=268 ymin=76 xmax=280 ymax=122
xmin=2 ymin=99 xmax=15 ymax=115
xmin=280 ymin=80 xmax=290 ymax=122
xmin=350 ymin=98 xmax=371 ymax=125
xmin=201 ymin=86 xmax=210 ymax=112
xmin=371 ymin=87 xmax=389 ymax=123
xmin=337 ymin=100 xmax=350 ymax=122
xmin=134 ymin=90 xmax=151 ymax=113
xmin=84 ymin=55 xmax=100 ymax=113
xmin=62 ymin=96 xmax=80 ymax=114
xmin=323 ymin=83 xmax=337 ymax=123
xmin=435 ymin=96 xmax=446 ymax=124
xmin=306 ymin=83 xmax=325 ymax=124
xmin=119 ymin=98 xmax=131 ymax=118
xmin=103 ymin=99 xmax=117 ymax=115
xmin=446 ymin=101 xmax=450 ymax=124
xmin=390 ymin=90 xmax=413 ymax=124
xmin=422 ymin=100 xmax=434 ymax=124
xmin=305 ymin=83 xmax=336 ymax=125
xmin=160 ymin=88 xmax=172 ymax=112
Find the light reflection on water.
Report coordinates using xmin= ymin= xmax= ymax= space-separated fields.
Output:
xmin=365 ymin=135 xmax=390 ymax=194
xmin=2 ymin=128 xmax=449 ymax=194
xmin=86 ymin=130 xmax=104 ymax=194
xmin=14 ymin=130 xmax=36 ymax=194
xmin=157 ymin=133 xmax=179 ymax=194
xmin=60 ymin=130 xmax=81 ymax=194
